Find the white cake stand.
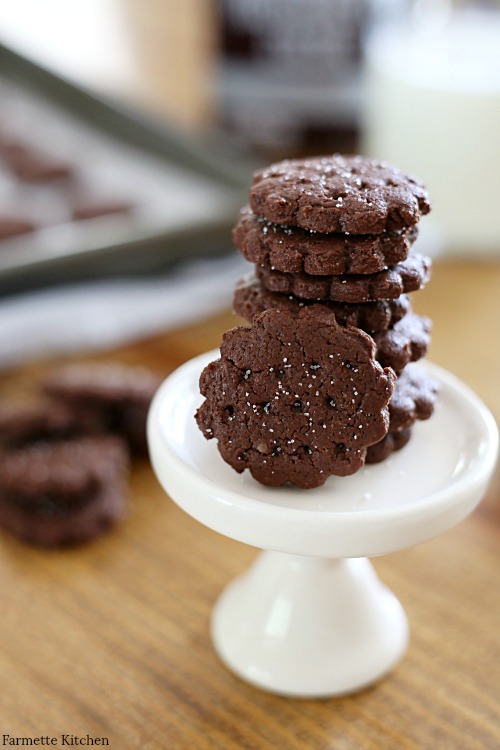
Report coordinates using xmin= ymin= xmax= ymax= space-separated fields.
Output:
xmin=148 ymin=351 xmax=498 ymax=698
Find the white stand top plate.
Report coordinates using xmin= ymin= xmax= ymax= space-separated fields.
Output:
xmin=148 ymin=352 xmax=498 ymax=559
xmin=148 ymin=352 xmax=498 ymax=697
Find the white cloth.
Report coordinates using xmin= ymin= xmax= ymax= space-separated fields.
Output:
xmin=0 ymin=254 xmax=250 ymax=369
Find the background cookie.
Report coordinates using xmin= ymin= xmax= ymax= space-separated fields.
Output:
xmin=250 ymin=154 xmax=431 ymax=234
xmin=233 ymin=207 xmax=417 ymax=276
xmin=233 ymin=276 xmax=411 ymax=333
xmin=0 ymin=401 xmax=99 ymax=448
xmin=0 ymin=217 xmax=36 ymax=240
xmin=256 ymin=253 xmax=431 ymax=303
xmin=196 ymin=306 xmax=395 ymax=489
xmin=0 ymin=436 xmax=129 ymax=546
xmin=43 ymin=362 xmax=163 ymax=455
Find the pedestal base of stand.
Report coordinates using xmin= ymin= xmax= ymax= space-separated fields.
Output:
xmin=211 ymin=552 xmax=409 ymax=698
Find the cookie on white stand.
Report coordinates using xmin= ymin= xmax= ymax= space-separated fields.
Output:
xmin=148 ymin=351 xmax=498 ymax=698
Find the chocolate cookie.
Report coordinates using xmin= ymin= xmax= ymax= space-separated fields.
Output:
xmin=373 ymin=313 xmax=431 ymax=374
xmin=256 ymin=253 xmax=431 ymax=303
xmin=0 ymin=401 xmax=101 ymax=449
xmin=2 ymin=142 xmax=73 ymax=182
xmin=0 ymin=217 xmax=36 ymax=240
xmin=0 ymin=436 xmax=129 ymax=546
xmin=43 ymin=363 xmax=163 ymax=455
xmin=366 ymin=365 xmax=439 ymax=462
xmin=233 ymin=207 xmax=418 ymax=276
xmin=388 ymin=364 xmax=439 ymax=432
xmin=233 ymin=275 xmax=411 ymax=333
xmin=366 ymin=427 xmax=412 ymax=464
xmin=72 ymin=200 xmax=134 ymax=221
xmin=233 ymin=277 xmax=428 ymax=373
xmin=249 ymin=155 xmax=431 ymax=234
xmin=196 ymin=306 xmax=396 ymax=489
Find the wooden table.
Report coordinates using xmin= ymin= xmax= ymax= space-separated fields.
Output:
xmin=0 ymin=259 xmax=499 ymax=750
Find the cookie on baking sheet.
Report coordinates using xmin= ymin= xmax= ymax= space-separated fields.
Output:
xmin=387 ymin=363 xmax=439 ymax=432
xmin=249 ymin=154 xmax=431 ymax=235
xmin=256 ymin=253 xmax=431 ymax=303
xmin=72 ymin=200 xmax=134 ymax=222
xmin=1 ymin=142 xmax=73 ymax=182
xmin=42 ymin=362 xmax=163 ymax=455
xmin=0 ymin=436 xmax=129 ymax=546
xmin=195 ymin=306 xmax=396 ymax=489
xmin=233 ymin=207 xmax=418 ymax=276
xmin=0 ymin=217 xmax=36 ymax=240
xmin=366 ymin=427 xmax=412 ymax=464
xmin=233 ymin=275 xmax=411 ymax=333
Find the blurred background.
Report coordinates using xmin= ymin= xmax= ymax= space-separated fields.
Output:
xmin=0 ymin=0 xmax=499 ymax=366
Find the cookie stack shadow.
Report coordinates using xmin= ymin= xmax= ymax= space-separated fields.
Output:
xmin=231 ymin=155 xmax=439 ymax=468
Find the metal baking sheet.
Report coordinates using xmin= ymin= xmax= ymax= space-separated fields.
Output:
xmin=0 ymin=43 xmax=254 ymax=295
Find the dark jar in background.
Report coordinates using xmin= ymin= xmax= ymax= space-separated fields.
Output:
xmin=215 ymin=0 xmax=408 ymax=159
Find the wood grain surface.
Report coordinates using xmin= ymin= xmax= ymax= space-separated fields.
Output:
xmin=0 ymin=259 xmax=499 ymax=750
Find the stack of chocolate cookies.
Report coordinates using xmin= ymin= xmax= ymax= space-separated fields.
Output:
xmin=197 ymin=155 xmax=439 ymax=489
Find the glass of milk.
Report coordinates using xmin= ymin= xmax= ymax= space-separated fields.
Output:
xmin=362 ymin=1 xmax=500 ymax=257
